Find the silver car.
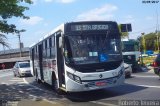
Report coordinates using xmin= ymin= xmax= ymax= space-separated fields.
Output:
xmin=124 ymin=63 xmax=132 ymax=78
xmin=13 ymin=61 xmax=31 ymax=77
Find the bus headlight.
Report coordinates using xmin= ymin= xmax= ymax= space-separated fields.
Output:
xmin=67 ymin=72 xmax=74 ymax=80
xmin=67 ymin=72 xmax=82 ymax=84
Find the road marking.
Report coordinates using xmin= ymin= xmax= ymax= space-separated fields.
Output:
xmin=16 ymin=82 xmax=26 ymax=84
xmin=23 ymin=78 xmax=56 ymax=93
xmin=43 ymin=99 xmax=58 ymax=105
xmin=91 ymin=101 xmax=117 ymax=106
xmin=132 ymin=75 xmax=159 ymax=78
xmin=0 ymin=72 xmax=13 ymax=78
xmin=12 ymin=77 xmax=22 ymax=79
xmin=19 ymin=90 xmax=24 ymax=93
xmin=23 ymin=78 xmax=29 ymax=84
xmin=1 ymin=82 xmax=9 ymax=85
xmin=10 ymin=79 xmax=24 ymax=82
xmin=28 ymin=93 xmax=58 ymax=104
xmin=23 ymin=78 xmax=61 ymax=105
xmin=23 ymin=78 xmax=66 ymax=99
xmin=137 ymin=85 xmax=160 ymax=88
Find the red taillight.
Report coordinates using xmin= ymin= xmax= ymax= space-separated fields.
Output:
xmin=153 ymin=62 xmax=158 ymax=67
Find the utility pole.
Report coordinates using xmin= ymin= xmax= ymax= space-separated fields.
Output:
xmin=142 ymin=33 xmax=146 ymax=54
xmin=18 ymin=33 xmax=22 ymax=57
xmin=156 ymin=8 xmax=159 ymax=53
xmin=141 ymin=32 xmax=145 ymax=66
xmin=17 ymin=29 xmax=25 ymax=57
xmin=156 ymin=35 xmax=159 ymax=53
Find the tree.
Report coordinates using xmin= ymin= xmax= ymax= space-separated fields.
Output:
xmin=0 ymin=34 xmax=9 ymax=48
xmin=137 ymin=32 xmax=160 ymax=51
xmin=0 ymin=0 xmax=32 ymax=47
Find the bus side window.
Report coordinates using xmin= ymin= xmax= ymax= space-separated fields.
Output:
xmin=47 ymin=39 xmax=50 ymax=58
xmin=43 ymin=41 xmax=46 ymax=58
xmin=51 ymin=36 xmax=55 ymax=58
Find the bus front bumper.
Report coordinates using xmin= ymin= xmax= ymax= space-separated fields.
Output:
xmin=65 ymin=74 xmax=125 ymax=92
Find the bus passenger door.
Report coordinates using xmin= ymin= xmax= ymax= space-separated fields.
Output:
xmin=31 ymin=48 xmax=35 ymax=76
xmin=38 ymin=44 xmax=44 ymax=81
xmin=56 ymin=33 xmax=65 ymax=88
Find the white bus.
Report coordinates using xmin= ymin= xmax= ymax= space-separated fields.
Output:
xmin=30 ymin=21 xmax=126 ymax=93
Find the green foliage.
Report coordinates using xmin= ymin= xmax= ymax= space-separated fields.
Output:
xmin=0 ymin=0 xmax=32 ymax=33
xmin=0 ymin=34 xmax=9 ymax=48
xmin=137 ymin=32 xmax=160 ymax=51
xmin=0 ymin=0 xmax=32 ymax=47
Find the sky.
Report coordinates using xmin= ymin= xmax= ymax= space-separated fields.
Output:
xmin=1 ymin=0 xmax=160 ymax=50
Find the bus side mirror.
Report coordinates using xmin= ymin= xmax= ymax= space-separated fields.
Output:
xmin=120 ymin=24 xmax=132 ymax=32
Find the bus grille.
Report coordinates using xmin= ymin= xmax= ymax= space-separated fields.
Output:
xmin=68 ymin=60 xmax=122 ymax=73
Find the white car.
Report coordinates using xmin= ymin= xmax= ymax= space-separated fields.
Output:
xmin=13 ymin=61 xmax=31 ymax=77
xmin=124 ymin=63 xmax=132 ymax=78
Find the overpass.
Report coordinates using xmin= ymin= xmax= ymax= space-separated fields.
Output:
xmin=0 ymin=47 xmax=30 ymax=70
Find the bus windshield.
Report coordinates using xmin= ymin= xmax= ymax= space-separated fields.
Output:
xmin=65 ymin=34 xmax=122 ymax=65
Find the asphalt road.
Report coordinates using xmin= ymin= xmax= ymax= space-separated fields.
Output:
xmin=0 ymin=68 xmax=160 ymax=106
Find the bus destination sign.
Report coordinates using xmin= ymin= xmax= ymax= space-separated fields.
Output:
xmin=71 ymin=24 xmax=109 ymax=31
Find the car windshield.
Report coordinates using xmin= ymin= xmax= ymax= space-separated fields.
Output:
xmin=19 ymin=63 xmax=30 ymax=68
xmin=65 ymin=34 xmax=122 ymax=64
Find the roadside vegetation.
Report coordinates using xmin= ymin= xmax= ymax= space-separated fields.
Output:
xmin=0 ymin=0 xmax=32 ymax=48
xmin=142 ymin=56 xmax=156 ymax=66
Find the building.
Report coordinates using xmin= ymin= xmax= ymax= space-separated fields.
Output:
xmin=0 ymin=47 xmax=30 ymax=70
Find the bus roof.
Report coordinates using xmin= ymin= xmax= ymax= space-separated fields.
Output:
xmin=30 ymin=21 xmax=118 ymax=48
xmin=30 ymin=24 xmax=64 ymax=48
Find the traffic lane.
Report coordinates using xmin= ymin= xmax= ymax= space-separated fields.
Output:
xmin=0 ymin=70 xmax=15 ymax=84
xmin=25 ymin=77 xmax=149 ymax=101
xmin=0 ymin=83 xmax=65 ymax=106
xmin=126 ymin=71 xmax=160 ymax=87
xmin=65 ymin=84 xmax=147 ymax=102
xmin=24 ymin=71 xmax=160 ymax=104
xmin=0 ymin=74 xmax=107 ymax=106
xmin=125 ymin=76 xmax=160 ymax=86
xmin=0 ymin=70 xmax=13 ymax=78
xmin=0 ymin=78 xmax=65 ymax=106
xmin=25 ymin=80 xmax=151 ymax=105
xmin=0 ymin=70 xmax=63 ymax=105
xmin=132 ymin=70 xmax=157 ymax=76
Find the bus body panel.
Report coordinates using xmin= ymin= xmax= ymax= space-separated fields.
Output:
xmin=42 ymin=59 xmax=54 ymax=85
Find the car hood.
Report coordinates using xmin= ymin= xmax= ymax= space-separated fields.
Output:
xmin=19 ymin=67 xmax=31 ymax=71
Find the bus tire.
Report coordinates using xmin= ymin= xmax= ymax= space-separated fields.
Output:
xmin=52 ymin=73 xmax=58 ymax=89
xmin=36 ymin=77 xmax=41 ymax=84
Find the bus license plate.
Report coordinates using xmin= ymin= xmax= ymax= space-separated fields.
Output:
xmin=95 ymin=81 xmax=106 ymax=86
